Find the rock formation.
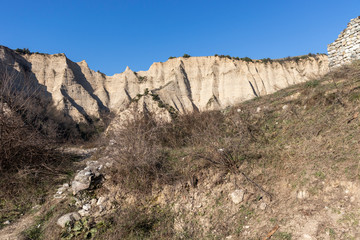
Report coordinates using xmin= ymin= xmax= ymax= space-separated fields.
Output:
xmin=328 ymin=16 xmax=360 ymax=68
xmin=0 ymin=46 xmax=329 ymax=123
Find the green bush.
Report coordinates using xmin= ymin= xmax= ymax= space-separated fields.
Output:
xmin=305 ymin=80 xmax=320 ymax=88
xmin=260 ymin=58 xmax=272 ymax=64
xmin=14 ymin=48 xmax=32 ymax=54
xmin=241 ymin=57 xmax=253 ymax=62
xmin=138 ymin=76 xmax=147 ymax=83
xmin=183 ymin=54 xmax=191 ymax=58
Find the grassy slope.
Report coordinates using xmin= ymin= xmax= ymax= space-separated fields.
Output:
xmin=105 ymin=60 xmax=360 ymax=240
xmin=22 ymin=60 xmax=360 ymax=240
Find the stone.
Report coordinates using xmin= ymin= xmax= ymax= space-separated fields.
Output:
xmin=297 ymin=190 xmax=309 ymax=200
xmin=328 ymin=16 xmax=360 ymax=68
xmin=302 ymin=234 xmax=314 ymax=239
xmin=82 ymin=204 xmax=91 ymax=211
xmin=259 ymin=202 xmax=267 ymax=210
xmin=3 ymin=220 xmax=10 ymax=225
xmin=57 ymin=212 xmax=81 ymax=228
xmin=229 ymin=189 xmax=245 ymax=204
xmin=78 ymin=209 xmax=89 ymax=217
xmin=90 ymin=199 xmax=97 ymax=205
xmin=105 ymin=161 xmax=113 ymax=168
xmin=71 ymin=179 xmax=91 ymax=195
xmin=97 ymin=196 xmax=108 ymax=206
xmin=71 ymin=161 xmax=104 ymax=195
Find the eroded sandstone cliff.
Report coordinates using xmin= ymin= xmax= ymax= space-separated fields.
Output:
xmin=0 ymin=46 xmax=329 ymax=122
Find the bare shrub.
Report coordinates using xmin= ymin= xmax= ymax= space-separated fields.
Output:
xmin=107 ymin=108 xmax=267 ymax=194
xmin=168 ymin=110 xmax=263 ymax=172
xmin=158 ymin=111 xmax=227 ymax=148
xmin=0 ymin=66 xmax=51 ymax=170
xmin=107 ymin=110 xmax=174 ymax=192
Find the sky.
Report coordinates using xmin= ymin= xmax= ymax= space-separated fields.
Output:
xmin=1 ymin=0 xmax=359 ymax=75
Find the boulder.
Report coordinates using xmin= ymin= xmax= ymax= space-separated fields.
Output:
xmin=71 ymin=161 xmax=103 ymax=194
xmin=57 ymin=212 xmax=81 ymax=228
xmin=229 ymin=189 xmax=245 ymax=204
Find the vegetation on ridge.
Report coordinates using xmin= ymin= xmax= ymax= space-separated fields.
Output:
xmin=168 ymin=53 xmax=326 ymax=63
xmin=214 ymin=52 xmax=327 ymax=63
xmin=14 ymin=48 xmax=50 ymax=56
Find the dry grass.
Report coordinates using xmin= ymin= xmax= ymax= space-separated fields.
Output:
xmin=106 ymin=107 xmax=266 ymax=194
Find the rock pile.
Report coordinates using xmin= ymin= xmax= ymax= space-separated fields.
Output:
xmin=56 ymin=154 xmax=116 ymax=228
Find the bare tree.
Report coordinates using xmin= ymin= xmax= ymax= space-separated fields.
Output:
xmin=0 ymin=64 xmax=54 ymax=171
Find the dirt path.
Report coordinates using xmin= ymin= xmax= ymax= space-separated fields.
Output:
xmin=0 ymin=210 xmax=42 ymax=240
xmin=0 ymin=198 xmax=62 ymax=240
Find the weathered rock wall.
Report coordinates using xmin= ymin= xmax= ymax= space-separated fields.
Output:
xmin=328 ymin=16 xmax=360 ymax=68
xmin=0 ymin=45 xmax=329 ymax=122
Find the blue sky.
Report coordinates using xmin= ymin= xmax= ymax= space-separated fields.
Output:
xmin=1 ymin=0 xmax=359 ymax=75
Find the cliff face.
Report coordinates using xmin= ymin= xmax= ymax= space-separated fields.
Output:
xmin=0 ymin=46 xmax=329 ymax=122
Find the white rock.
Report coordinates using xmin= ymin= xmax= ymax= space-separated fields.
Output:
xmin=3 ymin=220 xmax=10 ymax=225
xmin=54 ymin=193 xmax=66 ymax=199
xmin=82 ymin=204 xmax=91 ymax=211
xmin=297 ymin=190 xmax=309 ymax=200
xmin=57 ymin=212 xmax=80 ymax=228
xmin=302 ymin=234 xmax=314 ymax=239
xmin=105 ymin=162 xmax=113 ymax=168
xmin=78 ymin=209 xmax=89 ymax=217
xmin=97 ymin=196 xmax=108 ymax=206
xmin=90 ymin=199 xmax=97 ymax=205
xmin=71 ymin=180 xmax=90 ymax=195
xmin=259 ymin=202 xmax=267 ymax=210
xmin=229 ymin=189 xmax=245 ymax=204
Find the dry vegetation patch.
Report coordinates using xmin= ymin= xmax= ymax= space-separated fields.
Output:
xmin=0 ymin=65 xmax=85 ymax=229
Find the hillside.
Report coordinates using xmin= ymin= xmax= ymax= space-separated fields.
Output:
xmin=1 ymin=59 xmax=360 ymax=240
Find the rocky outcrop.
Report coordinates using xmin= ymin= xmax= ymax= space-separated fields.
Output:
xmin=328 ymin=16 xmax=360 ymax=68
xmin=0 ymin=45 xmax=329 ymax=123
